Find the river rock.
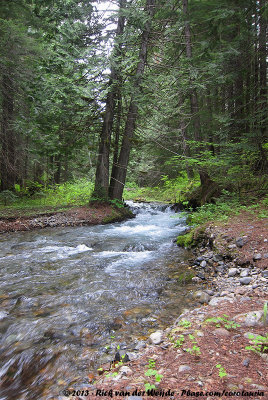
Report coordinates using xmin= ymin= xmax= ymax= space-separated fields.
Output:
xmin=194 ymin=290 xmax=210 ymax=304
xmin=119 ymin=366 xmax=133 ymax=376
xmin=240 ymin=269 xmax=249 ymax=277
xmin=209 ymin=296 xmax=233 ymax=306
xmin=0 ymin=311 xmax=8 ymax=320
xmin=149 ymin=331 xmax=163 ymax=345
xmin=236 ymin=236 xmax=248 ymax=248
xmin=228 ymin=268 xmax=238 ymax=277
xmin=262 ymin=270 xmax=268 ymax=278
xmin=213 ymin=328 xmax=230 ymax=337
xmin=179 ymin=365 xmax=191 ymax=372
xmin=240 ymin=277 xmax=252 ymax=285
xmin=234 ymin=310 xmax=266 ymax=327
xmin=200 ymin=260 xmax=207 ymax=268
xmin=253 ymin=253 xmax=262 ymax=260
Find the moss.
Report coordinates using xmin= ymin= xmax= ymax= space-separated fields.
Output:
xmin=176 ymin=226 xmax=207 ymax=248
xmin=176 ymin=232 xmax=194 ymax=248
xmin=177 ymin=271 xmax=195 ymax=284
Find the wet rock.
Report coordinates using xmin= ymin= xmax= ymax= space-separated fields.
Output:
xmin=228 ymin=268 xmax=238 ymax=277
xmin=236 ymin=236 xmax=248 ymax=248
xmin=196 ymin=272 xmax=206 ymax=280
xmin=179 ymin=365 xmax=191 ymax=372
xmin=149 ymin=331 xmax=163 ymax=345
xmin=193 ymin=291 xmax=210 ymax=304
xmin=253 ymin=253 xmax=262 ymax=260
xmin=0 ymin=311 xmax=8 ymax=320
xmin=240 ymin=277 xmax=252 ymax=285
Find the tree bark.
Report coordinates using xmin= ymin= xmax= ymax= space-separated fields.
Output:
xmin=109 ymin=0 xmax=156 ymax=200
xmin=182 ymin=0 xmax=210 ymax=188
xmin=93 ymin=0 xmax=126 ymax=199
xmin=0 ymin=74 xmax=16 ymax=191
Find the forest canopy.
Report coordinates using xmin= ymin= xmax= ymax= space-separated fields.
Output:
xmin=0 ymin=0 xmax=267 ymax=205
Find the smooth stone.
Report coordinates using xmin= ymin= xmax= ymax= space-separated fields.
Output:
xmin=240 ymin=277 xmax=252 ymax=285
xmin=262 ymin=270 xmax=268 ymax=278
xmin=179 ymin=365 xmax=192 ymax=372
xmin=119 ymin=366 xmax=133 ymax=376
xmin=200 ymin=260 xmax=207 ymax=268
xmin=228 ymin=268 xmax=238 ymax=277
xmin=149 ymin=331 xmax=163 ymax=345
xmin=0 ymin=311 xmax=8 ymax=320
xmin=228 ymin=244 xmax=237 ymax=249
xmin=194 ymin=290 xmax=210 ymax=304
xmin=213 ymin=328 xmax=230 ymax=337
xmin=209 ymin=296 xmax=233 ymax=306
xmin=240 ymin=269 xmax=249 ymax=278
xmin=253 ymin=253 xmax=262 ymax=260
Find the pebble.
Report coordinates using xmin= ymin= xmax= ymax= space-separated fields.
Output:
xmin=228 ymin=268 xmax=238 ymax=277
xmin=253 ymin=253 xmax=262 ymax=260
xmin=200 ymin=260 xmax=207 ymax=268
xmin=179 ymin=365 xmax=191 ymax=372
xmin=149 ymin=331 xmax=163 ymax=345
xmin=240 ymin=269 xmax=249 ymax=277
xmin=242 ymin=358 xmax=250 ymax=367
xmin=240 ymin=277 xmax=252 ymax=285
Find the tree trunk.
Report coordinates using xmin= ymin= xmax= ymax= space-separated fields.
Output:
xmin=93 ymin=0 xmax=126 ymax=199
xmin=182 ymin=0 xmax=211 ymax=189
xmin=109 ymin=0 xmax=156 ymax=200
xmin=258 ymin=0 xmax=267 ymax=170
xmin=0 ymin=74 xmax=16 ymax=191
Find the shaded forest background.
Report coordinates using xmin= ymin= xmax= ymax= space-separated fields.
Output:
xmin=0 ymin=0 xmax=267 ymax=207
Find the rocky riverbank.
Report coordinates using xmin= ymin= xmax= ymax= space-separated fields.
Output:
xmin=64 ymin=209 xmax=268 ymax=400
xmin=0 ymin=204 xmax=134 ymax=233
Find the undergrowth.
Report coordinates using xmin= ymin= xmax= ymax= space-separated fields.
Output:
xmin=0 ymin=179 xmax=94 ymax=215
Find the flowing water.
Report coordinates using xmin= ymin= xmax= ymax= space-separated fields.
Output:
xmin=0 ymin=202 xmax=197 ymax=399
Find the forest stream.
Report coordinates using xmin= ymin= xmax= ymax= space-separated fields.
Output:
xmin=0 ymin=202 xmax=198 ymax=400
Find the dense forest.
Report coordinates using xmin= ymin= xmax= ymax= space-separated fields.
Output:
xmin=0 ymin=0 xmax=267 ymax=205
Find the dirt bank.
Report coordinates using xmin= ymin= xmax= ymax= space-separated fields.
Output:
xmin=0 ymin=204 xmax=134 ymax=234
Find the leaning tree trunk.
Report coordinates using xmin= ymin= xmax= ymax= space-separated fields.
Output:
xmin=93 ymin=0 xmax=126 ymax=199
xmin=109 ymin=0 xmax=156 ymax=200
xmin=0 ymin=74 xmax=16 ymax=191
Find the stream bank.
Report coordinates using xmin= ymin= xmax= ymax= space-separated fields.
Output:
xmin=0 ymin=203 xmax=134 ymax=233
xmin=85 ymin=209 xmax=268 ymax=400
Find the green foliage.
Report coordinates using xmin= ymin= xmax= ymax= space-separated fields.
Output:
xmin=0 ymin=180 xmax=94 ymax=211
xmin=216 ymin=364 xmax=227 ymax=379
xmin=0 ymin=191 xmax=18 ymax=206
xmin=173 ymin=334 xmax=185 ymax=348
xmin=178 ymin=319 xmax=192 ymax=329
xmin=204 ymin=314 xmax=241 ymax=330
xmin=245 ymin=333 xmax=268 ymax=355
xmin=144 ymin=359 xmax=163 ymax=392
xmin=176 ymin=232 xmax=194 ymax=248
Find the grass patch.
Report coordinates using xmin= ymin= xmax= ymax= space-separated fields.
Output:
xmin=0 ymin=179 xmax=94 ymax=218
